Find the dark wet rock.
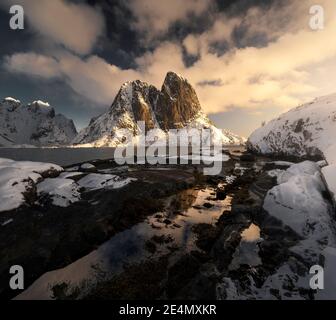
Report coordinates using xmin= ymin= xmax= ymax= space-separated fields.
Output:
xmin=193 ymin=224 xmax=220 ymax=252
xmin=211 ymin=223 xmax=250 ymax=271
xmin=234 ymin=168 xmax=242 ymax=175
xmin=82 ymin=256 xmax=169 ymax=300
xmin=263 ymin=162 xmax=292 ymax=171
xmin=240 ymin=153 xmax=256 ymax=162
xmin=22 ymin=178 xmax=38 ymax=206
xmin=216 ymin=189 xmax=227 ymax=200
xmin=203 ymin=203 xmax=213 ymax=209
xmin=206 ymin=176 xmax=222 ymax=186
xmin=166 ymin=254 xmax=201 ymax=299
xmin=40 ymin=168 xmax=62 ymax=179
xmin=151 ymin=234 xmax=174 ymax=245
xmin=173 ymin=271 xmax=218 ymax=300
xmin=145 ymin=241 xmax=157 ymax=254
xmin=167 ymin=244 xmax=179 ymax=253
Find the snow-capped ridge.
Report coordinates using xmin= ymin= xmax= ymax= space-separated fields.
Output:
xmin=31 ymin=100 xmax=51 ymax=107
xmin=3 ymin=97 xmax=21 ymax=104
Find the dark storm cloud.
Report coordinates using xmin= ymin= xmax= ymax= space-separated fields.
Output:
xmin=87 ymin=0 xmax=142 ymax=68
xmin=215 ymin=0 xmax=287 ymax=16
xmin=2 ymin=0 xmax=334 ymax=137
xmin=0 ymin=9 xmax=34 ymax=57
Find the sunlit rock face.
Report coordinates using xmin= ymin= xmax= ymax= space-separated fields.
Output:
xmin=74 ymin=72 xmax=244 ymax=147
xmin=155 ymin=72 xmax=202 ymax=130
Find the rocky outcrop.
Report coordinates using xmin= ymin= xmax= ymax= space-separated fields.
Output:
xmin=155 ymin=72 xmax=202 ymax=130
xmin=247 ymin=93 xmax=336 ymax=159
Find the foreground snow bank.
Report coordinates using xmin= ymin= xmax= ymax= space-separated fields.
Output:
xmin=218 ymin=161 xmax=336 ymax=300
xmin=0 ymin=158 xmax=136 ymax=212
xmin=0 ymin=158 xmax=63 ymax=212
xmin=263 ymin=161 xmax=336 ymax=299
xmin=264 ymin=161 xmax=334 ymax=243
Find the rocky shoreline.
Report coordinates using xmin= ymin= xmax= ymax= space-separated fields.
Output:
xmin=0 ymin=160 xmax=197 ymax=300
xmin=2 ymin=149 xmax=336 ymax=300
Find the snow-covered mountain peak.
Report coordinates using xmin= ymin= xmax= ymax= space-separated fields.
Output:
xmin=30 ymin=100 xmax=51 ymax=109
xmin=2 ymin=97 xmax=21 ymax=111
xmin=74 ymin=72 xmax=244 ymax=147
xmin=27 ymin=100 xmax=55 ymax=117
xmin=3 ymin=97 xmax=21 ymax=104
xmin=164 ymin=71 xmax=186 ymax=84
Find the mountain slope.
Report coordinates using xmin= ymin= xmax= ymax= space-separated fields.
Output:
xmin=248 ymin=93 xmax=336 ymax=203
xmin=0 ymin=98 xmax=77 ymax=147
xmin=74 ymin=72 xmax=243 ymax=147
xmin=248 ymin=93 xmax=336 ymax=159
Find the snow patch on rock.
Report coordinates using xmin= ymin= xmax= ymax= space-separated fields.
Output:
xmin=78 ymin=173 xmax=136 ymax=191
xmin=37 ymin=178 xmax=81 ymax=207
xmin=218 ymin=161 xmax=336 ymax=300
xmin=0 ymin=158 xmax=63 ymax=212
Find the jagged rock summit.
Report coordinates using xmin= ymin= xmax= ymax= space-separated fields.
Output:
xmin=0 ymin=97 xmax=77 ymax=147
xmin=74 ymin=72 xmax=244 ymax=147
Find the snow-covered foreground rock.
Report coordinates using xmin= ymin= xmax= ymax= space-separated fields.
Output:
xmin=218 ymin=161 xmax=336 ymax=300
xmin=264 ymin=162 xmax=336 ymax=300
xmin=0 ymin=158 xmax=63 ymax=212
xmin=0 ymin=158 xmax=136 ymax=213
xmin=265 ymin=162 xmax=335 ymax=254
xmin=248 ymin=93 xmax=336 ymax=204
xmin=73 ymin=72 xmax=244 ymax=147
xmin=0 ymin=98 xmax=77 ymax=147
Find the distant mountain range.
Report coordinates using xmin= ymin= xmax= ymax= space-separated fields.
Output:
xmin=0 ymin=72 xmax=245 ymax=148
xmin=0 ymin=98 xmax=77 ymax=147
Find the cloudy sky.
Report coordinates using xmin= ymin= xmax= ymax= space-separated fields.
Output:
xmin=1 ymin=0 xmax=336 ymax=137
